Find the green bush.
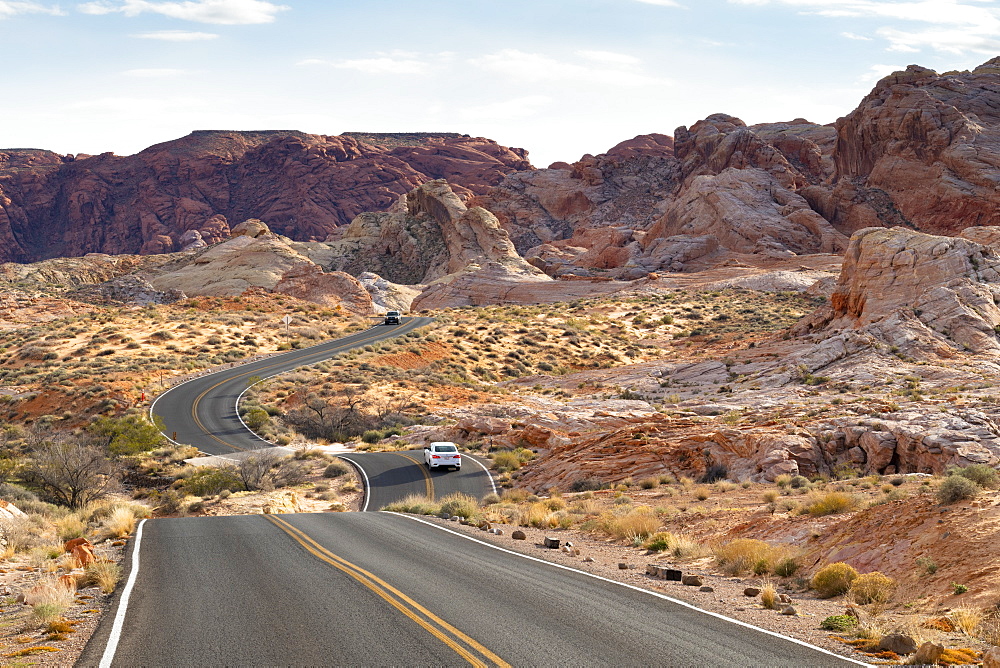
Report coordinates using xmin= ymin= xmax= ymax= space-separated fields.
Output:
xmin=849 ymin=571 xmax=896 ymax=605
xmin=937 ymin=475 xmax=981 ymax=504
xmin=323 ymin=461 xmax=350 ymax=478
xmin=820 ymin=615 xmax=859 ymax=631
xmin=948 ymin=464 xmax=999 ymax=489
xmin=183 ymin=467 xmax=244 ymax=496
xmin=774 ymin=556 xmax=800 ymax=577
xmin=811 ymin=562 xmax=859 ymax=598
xmin=491 ymin=451 xmax=523 ymax=473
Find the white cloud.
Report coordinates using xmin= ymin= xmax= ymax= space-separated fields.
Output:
xmin=0 ymin=2 xmax=64 ymax=18
xmin=131 ymin=29 xmax=218 ymax=40
xmin=298 ymin=56 xmax=430 ymax=75
xmin=470 ymin=49 xmax=667 ymax=86
xmin=841 ymin=31 xmax=872 ymax=40
xmin=576 ymin=50 xmax=642 ymax=65
xmin=78 ymin=0 xmax=288 ymax=24
xmin=634 ymin=0 xmax=684 ymax=6
xmin=123 ymin=68 xmax=186 ymax=77
xmin=726 ymin=0 xmax=1000 ymax=56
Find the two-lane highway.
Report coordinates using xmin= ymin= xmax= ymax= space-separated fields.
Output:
xmin=152 ymin=317 xmax=434 ymax=455
xmin=79 ymin=513 xmax=864 ymax=667
xmin=341 ymin=451 xmax=497 ymax=510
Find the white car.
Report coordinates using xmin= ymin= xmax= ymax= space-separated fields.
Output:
xmin=424 ymin=442 xmax=461 ymax=470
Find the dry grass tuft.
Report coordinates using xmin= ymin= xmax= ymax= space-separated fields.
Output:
xmin=760 ymin=582 xmax=778 ymax=610
xmin=596 ymin=507 xmax=659 ymax=542
xmin=713 ymin=538 xmax=793 ymax=576
xmin=949 ymin=607 xmax=984 ymax=636
xmin=28 ymin=579 xmax=75 ymax=625
xmin=643 ymin=531 xmax=701 ymax=559
xmin=102 ymin=506 xmax=137 ymax=538
xmin=803 ymin=491 xmax=858 ymax=517
xmin=85 ymin=560 xmax=122 ymax=595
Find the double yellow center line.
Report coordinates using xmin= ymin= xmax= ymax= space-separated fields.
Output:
xmin=264 ymin=515 xmax=509 ymax=668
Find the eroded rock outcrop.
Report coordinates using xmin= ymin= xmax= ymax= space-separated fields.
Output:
xmin=795 ymin=227 xmax=1000 ymax=355
xmin=809 ymin=60 xmax=1000 ymax=235
xmin=326 ymin=179 xmax=546 ymax=287
xmin=0 ymin=131 xmax=531 ymax=263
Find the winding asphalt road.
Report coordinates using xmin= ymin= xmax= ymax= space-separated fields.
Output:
xmin=340 ymin=450 xmax=497 ymax=509
xmin=78 ymin=513 xmax=863 ymax=667
xmin=151 ymin=317 xmax=434 ymax=456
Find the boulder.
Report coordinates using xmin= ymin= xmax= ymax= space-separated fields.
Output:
xmin=877 ymin=633 xmax=917 ymax=656
xmin=743 ymin=587 xmax=761 ymax=597
xmin=543 ymin=536 xmax=560 ymax=549
xmin=511 ymin=530 xmax=527 ymax=540
xmin=681 ymin=574 xmax=703 ymax=586
xmin=912 ymin=642 xmax=944 ymax=666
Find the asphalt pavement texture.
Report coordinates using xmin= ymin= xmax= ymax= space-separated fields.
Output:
xmin=78 ymin=512 xmax=862 ymax=667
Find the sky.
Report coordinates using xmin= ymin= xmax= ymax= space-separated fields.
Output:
xmin=0 ymin=0 xmax=997 ymax=166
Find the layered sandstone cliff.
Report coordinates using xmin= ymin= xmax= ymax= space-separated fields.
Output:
xmin=0 ymin=131 xmax=531 ymax=263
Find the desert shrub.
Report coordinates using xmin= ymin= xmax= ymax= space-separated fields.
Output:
xmin=700 ymin=462 xmax=727 ymax=483
xmin=774 ymin=474 xmax=792 ymax=488
xmin=774 ymin=556 xmax=800 ymax=577
xmin=22 ymin=439 xmax=118 ymax=508
xmin=639 ymin=477 xmax=659 ymax=490
xmin=811 ymin=562 xmax=859 ymax=598
xmin=643 ymin=531 xmax=700 ymax=558
xmin=849 ymin=571 xmax=896 ymax=606
xmin=803 ymin=491 xmax=858 ymax=516
xmin=88 ymin=414 xmax=165 ymax=456
xmin=693 ymin=486 xmax=710 ymax=501
xmin=28 ymin=579 xmax=75 ymax=625
xmin=439 ymin=493 xmax=478 ymax=520
xmin=382 ymin=494 xmax=440 ymax=515
xmin=183 ymin=466 xmax=243 ymax=496
xmin=948 ymin=464 xmax=999 ymax=489
xmin=714 ymin=539 xmax=789 ymax=576
xmin=85 ymin=560 xmax=121 ymax=594
xmin=491 ymin=451 xmax=523 ymax=473
xmin=820 ymin=615 xmax=859 ymax=631
xmin=323 ymin=461 xmax=350 ymax=478
xmin=54 ymin=514 xmax=86 ymax=541
xmin=760 ymin=584 xmax=778 ymax=610
xmin=788 ymin=475 xmax=810 ymax=489
xmin=597 ymin=507 xmax=658 ymax=542
xmin=761 ymin=490 xmax=779 ymax=503
xmin=570 ymin=477 xmax=605 ymax=492
xmin=937 ymin=475 xmax=981 ymax=504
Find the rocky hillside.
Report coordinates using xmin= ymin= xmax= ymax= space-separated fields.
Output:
xmin=478 ymin=58 xmax=1000 ymax=279
xmin=0 ymin=131 xmax=531 ymax=263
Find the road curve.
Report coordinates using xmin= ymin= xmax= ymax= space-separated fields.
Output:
xmin=151 ymin=317 xmax=434 ymax=456
xmin=79 ymin=513 xmax=863 ymax=667
xmin=339 ymin=450 xmax=497 ymax=510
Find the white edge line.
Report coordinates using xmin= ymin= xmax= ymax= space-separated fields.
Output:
xmin=146 ymin=324 xmax=385 ymax=444
xmin=98 ymin=518 xmax=147 ymax=668
xmin=466 ymin=455 xmax=497 ymax=496
xmin=337 ymin=455 xmax=371 ymax=512
xmin=390 ymin=514 xmax=872 ymax=668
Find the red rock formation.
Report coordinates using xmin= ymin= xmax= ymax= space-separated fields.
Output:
xmin=0 ymin=131 xmax=531 ymax=263
xmin=809 ymin=59 xmax=1000 ymax=235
